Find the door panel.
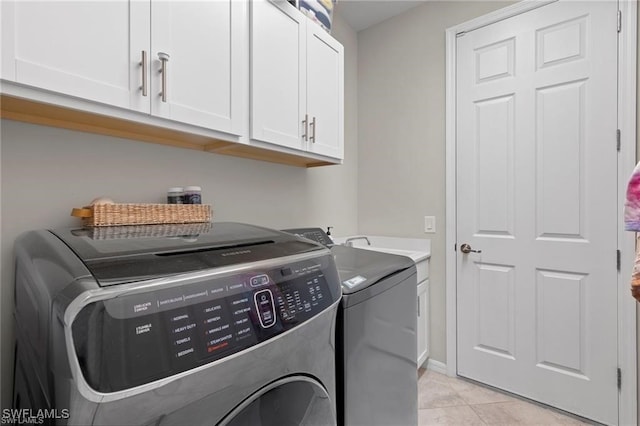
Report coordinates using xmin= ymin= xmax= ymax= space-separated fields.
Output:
xmin=456 ymin=1 xmax=618 ymax=423
xmin=536 ymin=81 xmax=586 ymax=238
xmin=474 ymin=95 xmax=515 ymax=237
xmin=536 ymin=16 xmax=586 ymax=68
xmin=151 ymin=0 xmax=243 ymax=134
xmin=475 ymin=38 xmax=515 ymax=83
xmin=250 ymin=0 xmax=306 ymax=149
xmin=536 ymin=269 xmax=586 ymax=376
xmin=307 ymin=26 xmax=343 ymax=159
xmin=2 ymin=0 xmax=149 ymax=112
xmin=475 ymin=263 xmax=516 ymax=358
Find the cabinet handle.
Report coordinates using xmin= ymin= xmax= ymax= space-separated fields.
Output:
xmin=310 ymin=116 xmax=316 ymax=143
xmin=418 ymin=296 xmax=420 ymax=316
xmin=140 ymin=50 xmax=148 ymax=97
xmin=158 ymin=52 xmax=170 ymax=103
xmin=302 ymin=114 xmax=309 ymax=141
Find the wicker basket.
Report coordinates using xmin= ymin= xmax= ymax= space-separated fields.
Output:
xmin=71 ymin=203 xmax=212 ymax=227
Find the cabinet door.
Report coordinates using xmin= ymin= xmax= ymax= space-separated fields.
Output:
xmin=417 ymin=279 xmax=429 ymax=367
xmin=151 ymin=0 xmax=244 ymax=135
xmin=250 ymin=0 xmax=306 ymax=150
xmin=306 ymin=24 xmax=343 ymax=159
xmin=1 ymin=0 xmax=149 ymax=113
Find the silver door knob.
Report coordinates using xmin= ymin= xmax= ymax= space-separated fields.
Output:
xmin=460 ymin=243 xmax=481 ymax=254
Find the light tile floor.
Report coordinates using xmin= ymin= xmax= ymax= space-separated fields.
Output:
xmin=418 ymin=369 xmax=596 ymax=426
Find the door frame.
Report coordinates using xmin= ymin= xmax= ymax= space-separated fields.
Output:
xmin=444 ymin=1 xmax=637 ymax=424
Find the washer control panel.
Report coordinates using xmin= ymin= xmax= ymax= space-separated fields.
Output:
xmin=72 ymin=255 xmax=339 ymax=393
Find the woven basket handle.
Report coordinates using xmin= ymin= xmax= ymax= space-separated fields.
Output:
xmin=71 ymin=207 xmax=93 ymax=218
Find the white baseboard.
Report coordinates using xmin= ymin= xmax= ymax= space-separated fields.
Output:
xmin=426 ymin=358 xmax=447 ymax=375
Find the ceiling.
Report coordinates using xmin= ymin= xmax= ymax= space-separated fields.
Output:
xmin=335 ymin=0 xmax=430 ymax=32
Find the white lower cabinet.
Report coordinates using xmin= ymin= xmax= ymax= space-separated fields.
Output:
xmin=416 ymin=264 xmax=430 ymax=367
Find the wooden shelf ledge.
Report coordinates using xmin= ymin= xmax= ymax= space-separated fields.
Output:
xmin=0 ymin=94 xmax=336 ymax=168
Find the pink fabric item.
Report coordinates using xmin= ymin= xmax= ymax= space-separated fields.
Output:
xmin=624 ymin=161 xmax=640 ymax=231
xmin=624 ymin=161 xmax=640 ymax=301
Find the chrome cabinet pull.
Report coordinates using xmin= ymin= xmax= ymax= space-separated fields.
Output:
xmin=310 ymin=116 xmax=316 ymax=143
xmin=302 ymin=114 xmax=309 ymax=141
xmin=158 ymin=52 xmax=170 ymax=103
xmin=140 ymin=50 xmax=148 ymax=96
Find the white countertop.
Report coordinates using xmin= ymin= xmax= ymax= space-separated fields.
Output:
xmin=332 ymin=235 xmax=431 ymax=263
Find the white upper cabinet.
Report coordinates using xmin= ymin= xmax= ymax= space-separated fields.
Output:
xmin=250 ymin=0 xmax=344 ymax=160
xmin=250 ymin=0 xmax=306 ymax=150
xmin=306 ymin=24 xmax=343 ymax=159
xmin=1 ymin=1 xmax=150 ymax=113
xmin=1 ymin=0 xmax=244 ymax=135
xmin=1 ymin=0 xmax=342 ymax=166
xmin=150 ymin=1 xmax=244 ymax=134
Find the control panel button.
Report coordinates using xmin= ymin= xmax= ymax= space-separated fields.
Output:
xmin=250 ymin=274 xmax=270 ymax=287
xmin=254 ymin=289 xmax=276 ymax=328
xmin=281 ymin=267 xmax=292 ymax=276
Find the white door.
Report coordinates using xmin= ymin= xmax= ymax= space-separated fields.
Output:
xmin=151 ymin=0 xmax=244 ymax=135
xmin=456 ymin=1 xmax=618 ymax=424
xmin=250 ymin=0 xmax=307 ymax=150
xmin=1 ymin=0 xmax=149 ymax=112
xmin=306 ymin=24 xmax=344 ymax=159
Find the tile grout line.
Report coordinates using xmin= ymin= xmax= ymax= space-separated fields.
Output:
xmin=466 ymin=402 xmax=491 ymax=426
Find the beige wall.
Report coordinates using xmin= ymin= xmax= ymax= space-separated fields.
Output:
xmin=357 ymin=1 xmax=516 ymax=364
xmin=0 ymin=15 xmax=358 ymax=408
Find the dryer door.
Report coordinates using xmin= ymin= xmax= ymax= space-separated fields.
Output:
xmin=219 ymin=375 xmax=335 ymax=426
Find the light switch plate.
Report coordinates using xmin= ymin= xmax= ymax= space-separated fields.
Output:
xmin=424 ymin=216 xmax=436 ymax=233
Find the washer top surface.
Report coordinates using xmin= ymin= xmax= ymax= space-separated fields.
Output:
xmin=51 ymin=222 xmax=325 ymax=286
xmin=331 ymin=245 xmax=414 ymax=294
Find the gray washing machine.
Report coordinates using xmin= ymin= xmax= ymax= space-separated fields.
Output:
xmin=12 ymin=222 xmax=342 ymax=425
xmin=281 ymin=229 xmax=418 ymax=426
xmin=332 ymin=245 xmax=417 ymax=426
